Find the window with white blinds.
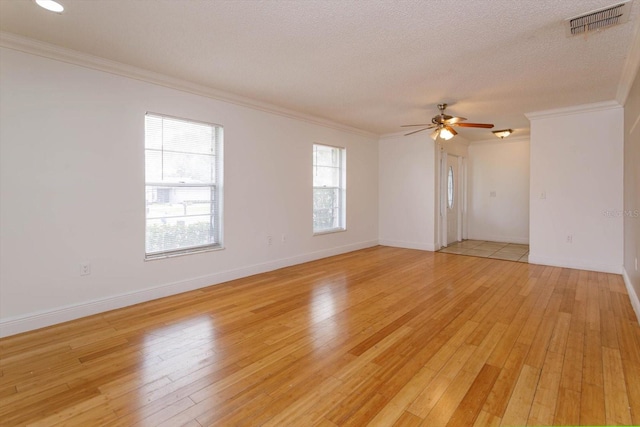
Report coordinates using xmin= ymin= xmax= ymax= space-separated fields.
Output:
xmin=313 ymin=144 xmax=346 ymax=233
xmin=144 ymin=113 xmax=223 ymax=258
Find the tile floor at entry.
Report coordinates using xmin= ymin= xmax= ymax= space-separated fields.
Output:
xmin=438 ymin=240 xmax=529 ymax=263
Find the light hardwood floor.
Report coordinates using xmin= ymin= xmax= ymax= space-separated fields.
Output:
xmin=1 ymin=246 xmax=639 ymax=426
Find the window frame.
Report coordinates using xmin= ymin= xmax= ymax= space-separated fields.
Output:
xmin=312 ymin=143 xmax=346 ymax=235
xmin=144 ymin=112 xmax=224 ymax=260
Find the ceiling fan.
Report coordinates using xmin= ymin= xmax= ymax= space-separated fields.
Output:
xmin=402 ymin=103 xmax=494 ymax=140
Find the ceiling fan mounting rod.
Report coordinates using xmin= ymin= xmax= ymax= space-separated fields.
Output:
xmin=434 ymin=103 xmax=450 ymax=125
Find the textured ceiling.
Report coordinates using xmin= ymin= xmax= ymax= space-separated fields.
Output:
xmin=0 ymin=0 xmax=638 ymax=139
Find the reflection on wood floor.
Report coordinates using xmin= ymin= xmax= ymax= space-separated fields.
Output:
xmin=439 ymin=240 xmax=529 ymax=263
xmin=0 ymin=246 xmax=638 ymax=426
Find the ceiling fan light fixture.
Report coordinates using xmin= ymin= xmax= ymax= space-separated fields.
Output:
xmin=35 ymin=0 xmax=64 ymax=13
xmin=492 ymin=129 xmax=513 ymax=139
xmin=402 ymin=103 xmax=494 ymax=139
xmin=439 ymin=128 xmax=455 ymax=140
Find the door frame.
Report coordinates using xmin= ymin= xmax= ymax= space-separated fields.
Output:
xmin=438 ymin=149 xmax=467 ymax=248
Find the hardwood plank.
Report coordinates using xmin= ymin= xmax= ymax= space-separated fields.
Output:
xmin=582 ymin=328 xmax=604 ymax=387
xmin=602 ymin=346 xmax=633 ymax=425
xmin=580 ymin=381 xmax=606 ymax=425
xmin=523 ymin=290 xmax=563 ymax=369
xmin=601 ymin=310 xmax=620 ymax=349
xmin=560 ymin=329 xmax=584 ymax=393
xmin=325 ymin=363 xmax=382 ymax=425
xmin=527 ymin=350 xmax=563 ymax=425
xmin=472 ymin=410 xmax=501 ymax=427
xmin=367 ymin=366 xmax=438 ymax=426
xmin=621 ymin=357 xmax=640 ymax=425
xmin=133 ymin=397 xmax=196 ymax=426
xmin=341 ymin=392 xmax=389 ymax=426
xmin=407 ymin=344 xmax=477 ymax=417
xmin=585 ymin=273 xmax=601 ymax=331
xmin=483 ymin=342 xmax=530 ymax=418
xmin=554 ymin=386 xmax=581 ymax=425
xmin=22 ymin=395 xmax=111 ymax=427
xmin=445 ymin=363 xmax=500 ymax=427
xmin=207 ymin=392 xmax=273 ymax=427
xmin=392 ymin=411 xmax=423 ymax=427
xmin=418 ymin=368 xmax=477 ymax=427
xmin=260 ymin=376 xmax=343 ymax=426
xmin=500 ymin=364 xmax=540 ymax=426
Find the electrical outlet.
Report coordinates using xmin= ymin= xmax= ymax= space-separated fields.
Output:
xmin=80 ymin=263 xmax=91 ymax=276
xmin=267 ymin=235 xmax=273 ymax=246
xmin=490 ymin=191 xmax=496 ymax=198
xmin=540 ymin=192 xmax=546 ymax=199
xmin=281 ymin=234 xmax=287 ymax=243
xmin=566 ymin=235 xmax=573 ymax=244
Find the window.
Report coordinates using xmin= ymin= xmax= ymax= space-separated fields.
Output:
xmin=145 ymin=113 xmax=223 ymax=258
xmin=313 ymin=144 xmax=346 ymax=233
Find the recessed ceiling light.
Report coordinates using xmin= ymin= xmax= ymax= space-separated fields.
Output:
xmin=35 ymin=0 xmax=64 ymax=13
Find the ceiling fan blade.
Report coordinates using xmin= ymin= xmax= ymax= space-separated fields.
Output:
xmin=454 ymin=122 xmax=494 ymax=128
xmin=401 ymin=124 xmax=432 ymax=127
xmin=404 ymin=127 xmax=431 ymax=136
xmin=445 ymin=116 xmax=467 ymax=124
xmin=445 ymin=125 xmax=458 ymax=136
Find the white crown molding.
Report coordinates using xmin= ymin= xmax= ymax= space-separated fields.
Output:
xmin=616 ymin=12 xmax=640 ymax=105
xmin=0 ymin=31 xmax=378 ymax=139
xmin=526 ymin=100 xmax=622 ymax=121
xmin=379 ymin=130 xmax=412 ymax=140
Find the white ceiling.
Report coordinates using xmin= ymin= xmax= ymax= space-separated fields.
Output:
xmin=1 ymin=0 xmax=638 ymax=139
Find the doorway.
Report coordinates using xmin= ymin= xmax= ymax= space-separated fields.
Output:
xmin=446 ymin=155 xmax=458 ymax=245
xmin=440 ymin=152 xmax=466 ymax=248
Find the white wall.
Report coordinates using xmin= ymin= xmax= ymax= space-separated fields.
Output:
xmin=378 ymin=133 xmax=437 ymax=251
xmin=0 ymin=48 xmax=379 ymax=336
xmin=623 ymin=66 xmax=640 ymax=320
xmin=527 ymin=102 xmax=624 ymax=273
xmin=468 ymin=138 xmax=530 ymax=244
xmin=440 ymin=139 xmax=469 ymax=159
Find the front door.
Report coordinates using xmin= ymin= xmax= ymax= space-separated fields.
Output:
xmin=446 ymin=155 xmax=459 ymax=245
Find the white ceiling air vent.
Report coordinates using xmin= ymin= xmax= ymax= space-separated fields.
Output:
xmin=566 ymin=1 xmax=633 ymax=36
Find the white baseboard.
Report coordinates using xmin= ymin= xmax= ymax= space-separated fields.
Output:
xmin=467 ymin=234 xmax=529 ymax=245
xmin=528 ymin=254 xmax=623 ymax=274
xmin=622 ymin=267 xmax=640 ymax=325
xmin=378 ymin=239 xmax=437 ymax=252
xmin=0 ymin=240 xmax=378 ymax=338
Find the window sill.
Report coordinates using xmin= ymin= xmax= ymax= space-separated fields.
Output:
xmin=313 ymin=228 xmax=346 ymax=236
xmin=145 ymin=245 xmax=224 ymax=261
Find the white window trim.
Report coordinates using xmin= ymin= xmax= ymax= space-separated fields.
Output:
xmin=312 ymin=143 xmax=346 ymax=235
xmin=144 ymin=112 xmax=224 ymax=260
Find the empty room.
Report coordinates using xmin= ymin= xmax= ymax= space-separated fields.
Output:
xmin=1 ymin=0 xmax=639 ymax=426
